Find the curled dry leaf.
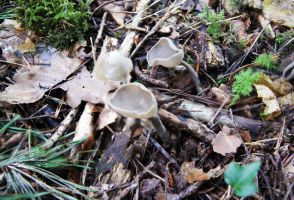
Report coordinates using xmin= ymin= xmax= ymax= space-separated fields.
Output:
xmin=212 ymin=126 xmax=242 ymax=156
xmin=180 ymin=161 xmax=225 ymax=184
xmin=97 ymin=106 xmax=119 ymax=130
xmin=257 ymin=74 xmax=293 ymax=96
xmin=254 ymin=84 xmax=281 ymax=120
xmin=0 ymin=52 xmax=81 ymax=105
xmin=97 ymin=0 xmax=126 ymax=25
xmin=180 ymin=161 xmax=208 ymax=183
xmin=59 ymin=68 xmax=120 ymax=108
xmin=278 ymin=92 xmax=294 ymax=107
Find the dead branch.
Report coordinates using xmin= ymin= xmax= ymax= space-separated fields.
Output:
xmin=158 ymin=108 xmax=215 ymax=143
xmin=134 ymin=65 xmax=169 ymax=88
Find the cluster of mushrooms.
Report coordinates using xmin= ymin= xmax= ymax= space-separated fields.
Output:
xmin=94 ymin=37 xmax=202 ymax=144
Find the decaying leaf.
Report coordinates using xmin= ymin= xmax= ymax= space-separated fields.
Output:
xmin=97 ymin=0 xmax=126 ymax=25
xmin=258 ymin=15 xmax=275 ymax=39
xmin=98 ymin=106 xmax=119 ymax=130
xmin=0 ymin=19 xmax=28 ymax=62
xmin=254 ymin=84 xmax=281 ymax=120
xmin=0 ymin=52 xmax=82 ymax=105
xmin=212 ymin=126 xmax=242 ymax=156
xmin=257 ymin=75 xmax=293 ymax=96
xmin=180 ymin=161 xmax=208 ymax=183
xmin=16 ymin=37 xmax=36 ymax=53
xmin=272 ymin=78 xmax=294 ymax=96
xmin=210 ymin=84 xmax=231 ymax=105
xmin=278 ymin=92 xmax=294 ymax=107
xmin=263 ymin=0 xmax=294 ymax=28
xmin=180 ymin=161 xmax=224 ymax=183
xmin=59 ymin=68 xmax=120 ymax=108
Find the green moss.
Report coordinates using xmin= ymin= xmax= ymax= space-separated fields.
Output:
xmin=232 ymin=69 xmax=261 ymax=103
xmin=15 ymin=0 xmax=91 ymax=49
xmin=199 ymin=7 xmax=226 ymax=42
xmin=275 ymin=30 xmax=294 ymax=44
xmin=254 ymin=53 xmax=277 ymax=70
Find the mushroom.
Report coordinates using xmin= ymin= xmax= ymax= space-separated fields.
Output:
xmin=147 ymin=37 xmax=203 ymax=95
xmin=94 ymin=50 xmax=133 ymax=83
xmin=108 ymin=83 xmax=170 ymax=143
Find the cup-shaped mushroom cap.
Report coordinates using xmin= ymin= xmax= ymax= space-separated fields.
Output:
xmin=108 ymin=83 xmax=158 ymax=119
xmin=147 ymin=37 xmax=184 ymax=68
xmin=94 ymin=51 xmax=133 ymax=83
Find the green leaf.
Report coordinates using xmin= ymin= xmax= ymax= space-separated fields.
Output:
xmin=224 ymin=161 xmax=261 ymax=197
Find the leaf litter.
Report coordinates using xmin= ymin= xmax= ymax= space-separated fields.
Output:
xmin=0 ymin=0 xmax=293 ymax=199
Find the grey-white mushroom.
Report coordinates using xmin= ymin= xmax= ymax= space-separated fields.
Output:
xmin=94 ymin=50 xmax=133 ymax=83
xmin=108 ymin=83 xmax=170 ymax=143
xmin=147 ymin=37 xmax=203 ymax=95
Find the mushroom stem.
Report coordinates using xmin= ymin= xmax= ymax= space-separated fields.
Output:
xmin=150 ymin=114 xmax=170 ymax=144
xmin=181 ymin=60 xmax=203 ymax=95
xmin=282 ymin=61 xmax=294 ymax=80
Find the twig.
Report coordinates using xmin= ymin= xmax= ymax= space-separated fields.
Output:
xmin=130 ymin=2 xmax=180 ymax=57
xmin=148 ymin=134 xmax=180 ymax=169
xmin=134 ymin=65 xmax=169 ymax=88
xmin=93 ymin=12 xmax=107 ymax=61
xmin=158 ymin=108 xmax=215 ymax=143
xmin=225 ymin=23 xmax=269 ymax=73
xmin=119 ymin=0 xmax=152 ymax=56
xmin=42 ymin=108 xmax=77 ymax=149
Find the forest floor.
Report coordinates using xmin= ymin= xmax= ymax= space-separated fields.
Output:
xmin=0 ymin=0 xmax=293 ymax=199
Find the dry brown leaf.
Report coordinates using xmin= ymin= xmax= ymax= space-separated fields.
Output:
xmin=180 ymin=161 xmax=224 ymax=184
xmin=254 ymin=84 xmax=281 ymax=120
xmin=212 ymin=126 xmax=242 ymax=156
xmin=97 ymin=0 xmax=126 ymax=25
xmin=210 ymin=84 xmax=231 ymax=105
xmin=59 ymin=68 xmax=120 ymax=108
xmin=239 ymin=130 xmax=252 ymax=143
xmin=0 ymin=52 xmax=81 ymax=105
xmin=278 ymin=92 xmax=294 ymax=107
xmin=231 ymin=19 xmax=248 ymax=42
xmin=16 ymin=37 xmax=36 ymax=53
xmin=272 ymin=78 xmax=294 ymax=96
xmin=180 ymin=161 xmax=208 ymax=183
xmin=257 ymin=75 xmax=293 ymax=96
xmin=97 ymin=106 xmax=119 ymax=130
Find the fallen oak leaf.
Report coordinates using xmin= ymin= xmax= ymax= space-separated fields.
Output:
xmin=0 ymin=51 xmax=82 ymax=105
xmin=212 ymin=126 xmax=242 ymax=156
xmin=59 ymin=68 xmax=120 ymax=108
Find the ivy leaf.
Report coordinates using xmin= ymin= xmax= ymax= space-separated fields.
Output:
xmin=224 ymin=161 xmax=261 ymax=197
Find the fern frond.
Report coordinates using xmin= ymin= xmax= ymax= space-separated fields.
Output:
xmin=232 ymin=69 xmax=262 ymax=103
